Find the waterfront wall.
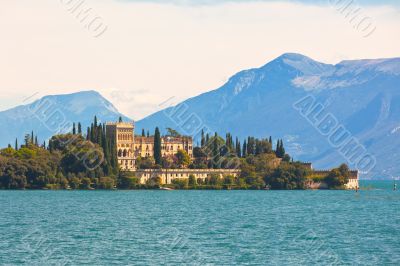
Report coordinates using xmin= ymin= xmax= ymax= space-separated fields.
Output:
xmin=134 ymin=168 xmax=359 ymax=189
xmin=134 ymin=169 xmax=241 ymax=185
xmin=307 ymin=170 xmax=359 ymax=190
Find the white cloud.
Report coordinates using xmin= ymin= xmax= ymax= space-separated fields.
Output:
xmin=0 ymin=0 xmax=399 ymax=119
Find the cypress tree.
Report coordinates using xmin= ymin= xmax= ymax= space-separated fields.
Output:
xmin=154 ymin=127 xmax=162 ymax=165
xmin=119 ymin=116 xmax=123 ymax=123
xmin=72 ymin=123 xmax=76 ymax=135
xmin=242 ymin=140 xmax=247 ymax=157
xmin=247 ymin=137 xmax=250 ymax=155
xmin=236 ymin=139 xmax=241 ymax=157
xmin=147 ymin=130 xmax=150 ymax=137
xmin=247 ymin=137 xmax=255 ymax=156
xmin=35 ymin=136 xmax=38 ymax=146
xmin=276 ymin=140 xmax=280 ymax=154
xmin=48 ymin=140 xmax=53 ymax=152
xmin=206 ymin=133 xmax=210 ymax=144
xmin=31 ymin=131 xmax=34 ymax=145
xmin=90 ymin=124 xmax=95 ymax=142
xmin=201 ymin=130 xmax=205 ymax=148
xmin=86 ymin=127 xmax=90 ymax=141
xmin=212 ymin=133 xmax=220 ymax=169
xmin=269 ymin=136 xmax=272 ymax=145
xmin=94 ymin=116 xmax=98 ymax=128
xmin=43 ymin=141 xmax=46 ymax=149
xmin=102 ymin=132 xmax=111 ymax=175
xmin=24 ymin=134 xmax=30 ymax=147
xmin=276 ymin=139 xmax=285 ymax=158
xmin=78 ymin=123 xmax=82 ymax=135
xmin=109 ymin=138 xmax=118 ymax=172
xmin=142 ymin=129 xmax=145 ymax=137
xmin=15 ymin=138 xmax=18 ymax=151
xmin=255 ymin=139 xmax=260 ymax=155
xmin=97 ymin=125 xmax=103 ymax=146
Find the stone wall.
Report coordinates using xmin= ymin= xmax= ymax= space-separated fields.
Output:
xmin=134 ymin=169 xmax=241 ymax=185
xmin=307 ymin=170 xmax=359 ymax=190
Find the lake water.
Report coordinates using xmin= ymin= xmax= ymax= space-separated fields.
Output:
xmin=1 ymin=181 xmax=399 ymax=265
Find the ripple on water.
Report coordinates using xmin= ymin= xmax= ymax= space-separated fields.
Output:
xmin=0 ymin=183 xmax=399 ymax=265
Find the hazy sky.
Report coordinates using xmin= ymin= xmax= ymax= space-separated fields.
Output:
xmin=1 ymin=0 xmax=399 ymax=120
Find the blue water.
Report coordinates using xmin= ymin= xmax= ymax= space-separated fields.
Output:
xmin=1 ymin=181 xmax=399 ymax=265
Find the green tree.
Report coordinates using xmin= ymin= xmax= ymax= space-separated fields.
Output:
xmin=266 ymin=162 xmax=308 ymax=190
xmin=166 ymin=128 xmax=180 ymax=137
xmin=325 ymin=164 xmax=349 ymax=189
xmin=235 ymin=137 xmax=241 ymax=157
xmin=176 ymin=150 xmax=191 ymax=168
xmin=69 ymin=177 xmax=81 ymax=189
xmin=98 ymin=177 xmax=115 ymax=189
xmin=154 ymin=127 xmax=162 ymax=165
xmin=81 ymin=178 xmax=91 ymax=189
xmin=189 ymin=174 xmax=197 ymax=187
xmin=206 ymin=174 xmax=222 ymax=186
xmin=242 ymin=140 xmax=247 ymax=157
xmin=212 ymin=133 xmax=220 ymax=169
xmin=201 ymin=130 xmax=205 ymax=147
xmin=276 ymin=139 xmax=286 ymax=158
xmin=118 ymin=172 xmax=140 ymax=189
xmin=78 ymin=123 xmax=82 ymax=135
xmin=224 ymin=175 xmax=235 ymax=186
xmin=172 ymin=178 xmax=189 ymax=189
xmin=146 ymin=176 xmax=161 ymax=188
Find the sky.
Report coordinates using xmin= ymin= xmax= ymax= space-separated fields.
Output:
xmin=1 ymin=0 xmax=399 ymax=120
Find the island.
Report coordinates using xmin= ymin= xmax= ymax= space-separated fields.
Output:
xmin=0 ymin=117 xmax=358 ymax=190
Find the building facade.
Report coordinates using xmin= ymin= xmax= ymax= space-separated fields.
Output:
xmin=106 ymin=121 xmax=193 ymax=171
xmin=106 ymin=122 xmax=136 ymax=171
xmin=134 ymin=136 xmax=193 ymax=158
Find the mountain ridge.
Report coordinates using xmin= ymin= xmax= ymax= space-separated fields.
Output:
xmin=137 ymin=53 xmax=400 ymax=178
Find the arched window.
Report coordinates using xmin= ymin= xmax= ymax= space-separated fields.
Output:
xmin=123 ymin=149 xmax=127 ymax=157
xmin=118 ymin=149 xmax=122 ymax=157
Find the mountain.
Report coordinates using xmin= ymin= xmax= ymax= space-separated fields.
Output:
xmin=0 ymin=91 xmax=130 ymax=147
xmin=137 ymin=53 xmax=400 ymax=179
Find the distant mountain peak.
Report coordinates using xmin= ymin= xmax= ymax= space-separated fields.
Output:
xmin=276 ymin=52 xmax=312 ymax=61
xmin=0 ymin=90 xmax=131 ymax=147
xmin=264 ymin=53 xmax=333 ymax=76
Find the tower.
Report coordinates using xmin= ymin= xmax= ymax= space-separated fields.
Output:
xmin=106 ymin=121 xmax=135 ymax=171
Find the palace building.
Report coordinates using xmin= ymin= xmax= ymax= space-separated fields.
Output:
xmin=106 ymin=121 xmax=193 ymax=171
xmin=134 ymin=136 xmax=193 ymax=159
